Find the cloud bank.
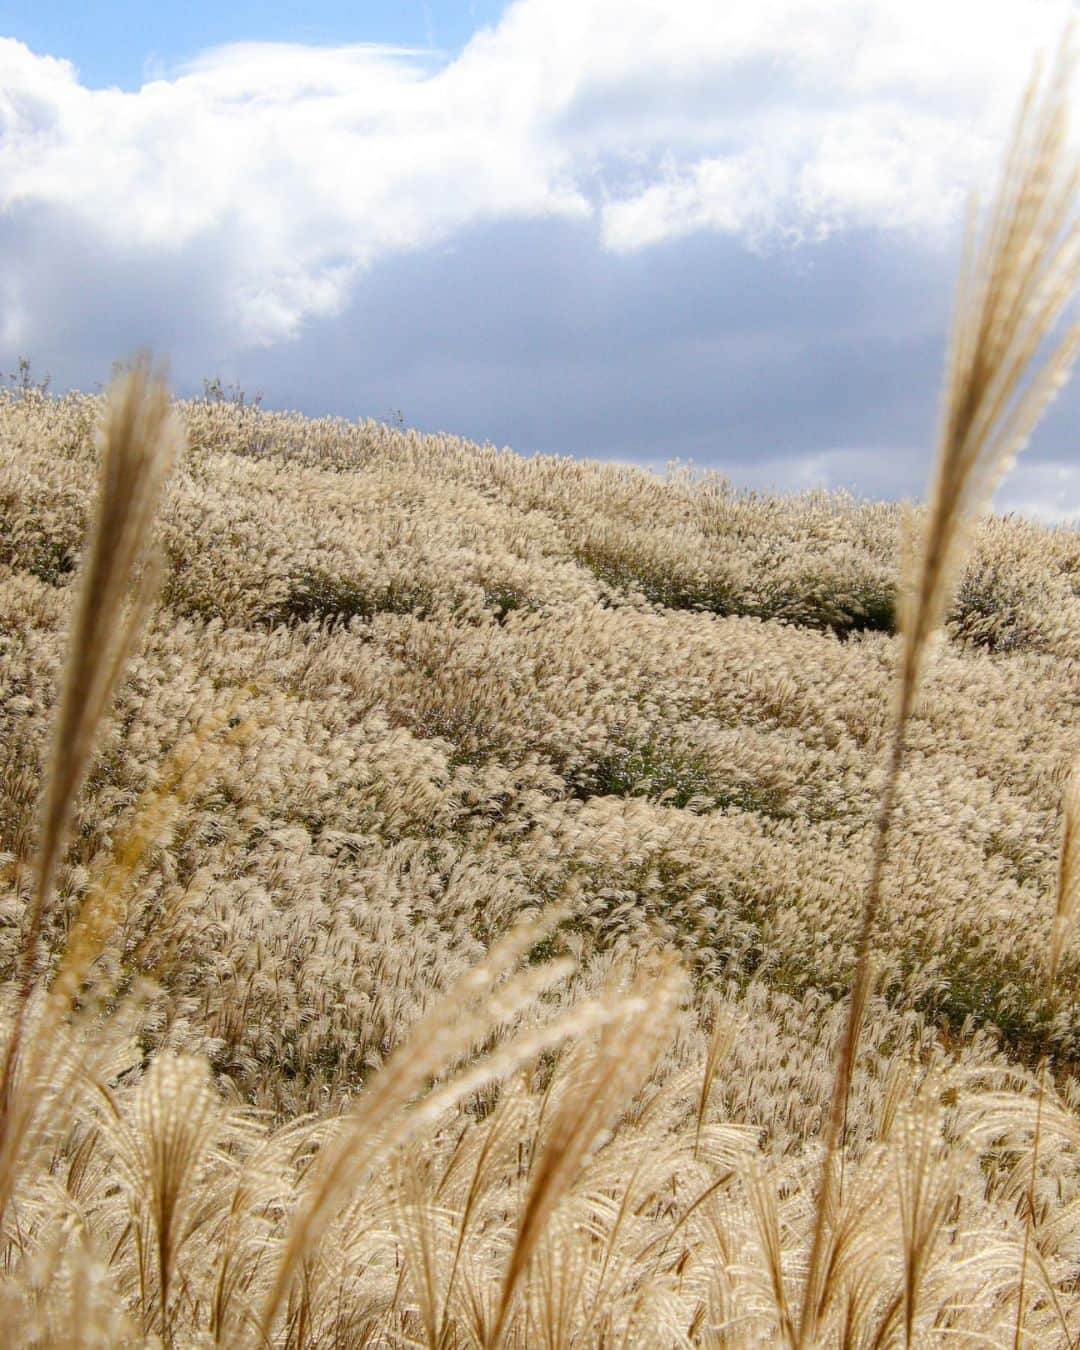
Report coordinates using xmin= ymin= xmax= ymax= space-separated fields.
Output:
xmin=1 ymin=0 xmax=1078 ymax=515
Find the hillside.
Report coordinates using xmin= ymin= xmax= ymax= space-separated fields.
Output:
xmin=1 ymin=386 xmax=1079 ymax=1342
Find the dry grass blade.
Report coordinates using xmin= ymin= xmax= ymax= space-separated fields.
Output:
xmin=1049 ymin=758 xmax=1080 ymax=990
xmin=801 ymin=32 xmax=1080 ymax=1347
xmin=261 ymin=982 xmax=663 ymax=1344
xmin=744 ymin=1161 xmax=796 ymax=1349
xmin=1015 ymin=757 xmax=1080 ymax=1349
xmin=895 ymin=1094 xmax=958 ymax=1347
xmin=906 ymin=38 xmax=1080 ymax=696
xmin=18 ymin=359 xmax=182 ymax=997
xmin=434 ymin=1087 xmax=529 ymax=1348
xmin=98 ymin=1054 xmax=225 ymax=1343
xmin=0 ymin=357 xmax=180 ymax=1232
xmin=696 ymin=1009 xmax=735 ymax=1160
xmin=48 ymin=702 xmax=253 ymax=1019
xmin=256 ymin=911 xmax=673 ymax=1341
xmin=486 ymin=957 xmax=685 ymax=1349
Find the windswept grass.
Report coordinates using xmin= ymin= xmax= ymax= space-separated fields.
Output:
xmin=0 ymin=37 xmax=1078 ymax=1350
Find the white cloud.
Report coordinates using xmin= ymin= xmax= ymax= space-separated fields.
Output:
xmin=0 ymin=35 xmax=588 ymax=345
xmin=601 ymin=150 xmax=796 ymax=253
xmin=994 ymin=460 xmax=1080 ymax=523
xmin=721 ymin=445 xmax=930 ymax=500
xmin=713 ymin=448 xmax=1080 ymax=523
xmin=0 ymin=0 xmax=1076 ymax=346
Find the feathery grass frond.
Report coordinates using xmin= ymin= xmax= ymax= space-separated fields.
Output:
xmin=0 ymin=358 xmax=180 ymax=1244
xmin=894 ymin=1089 xmax=959 ymax=1347
xmin=801 ymin=33 xmax=1080 ymax=1346
xmin=98 ymin=1053 xmax=225 ymax=1343
xmin=487 ymin=957 xmax=685 ymax=1348
xmin=1015 ymin=754 xmax=1080 ymax=1349
xmin=19 ymin=359 xmax=181 ymax=1000
xmin=1050 ymin=757 xmax=1080 ymax=990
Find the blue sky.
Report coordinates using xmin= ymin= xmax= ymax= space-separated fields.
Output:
xmin=2 ymin=0 xmax=1080 ymax=518
xmin=0 ymin=2 xmax=508 ymax=88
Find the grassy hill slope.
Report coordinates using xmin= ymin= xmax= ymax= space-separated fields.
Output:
xmin=1 ymin=386 xmax=1079 ymax=1342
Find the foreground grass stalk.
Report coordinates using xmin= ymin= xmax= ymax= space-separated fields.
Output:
xmin=0 ymin=360 xmax=180 ymax=1219
xmin=800 ymin=35 xmax=1080 ymax=1346
xmin=1014 ymin=760 xmax=1080 ymax=1349
xmin=799 ymin=716 xmax=908 ymax=1335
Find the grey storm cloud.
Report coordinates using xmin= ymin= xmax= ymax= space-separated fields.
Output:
xmin=1 ymin=0 xmax=1078 ymax=515
xmin=234 ymin=219 xmax=958 ymax=488
xmin=0 ymin=203 xmax=241 ymax=375
xmin=7 ymin=205 xmax=1079 ymax=512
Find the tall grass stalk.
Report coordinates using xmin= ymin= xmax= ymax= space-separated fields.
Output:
xmin=0 ymin=359 xmax=180 ymax=1223
xmin=801 ymin=33 xmax=1080 ymax=1345
xmin=1015 ymin=758 xmax=1080 ymax=1348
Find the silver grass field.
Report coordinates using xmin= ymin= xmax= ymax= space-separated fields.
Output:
xmin=1 ymin=43 xmax=1080 ymax=1350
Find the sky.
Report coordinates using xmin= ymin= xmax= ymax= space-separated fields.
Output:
xmin=2 ymin=0 xmax=1080 ymax=519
